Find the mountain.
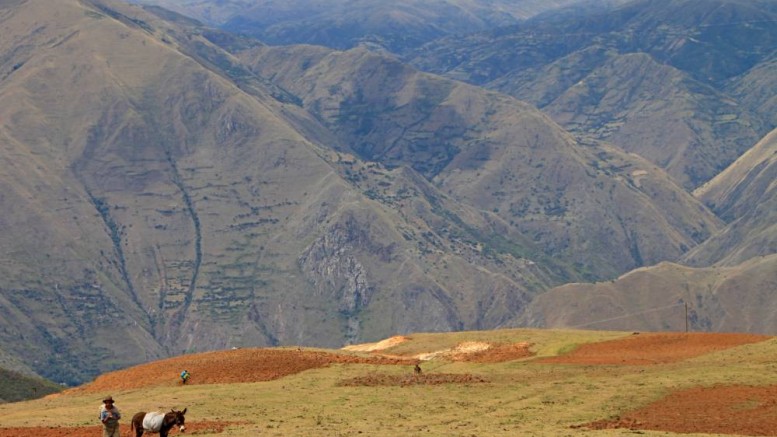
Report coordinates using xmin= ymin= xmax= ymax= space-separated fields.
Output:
xmin=0 ymin=0 xmax=773 ymax=386
xmin=1 ymin=0 xmax=561 ymax=384
xmin=516 ymin=127 xmax=777 ymax=332
xmin=409 ymin=0 xmax=777 ymax=189
xmin=238 ymin=44 xmax=721 ymax=279
xmin=516 ymin=254 xmax=777 ymax=334
xmin=685 ymin=128 xmax=777 ymax=266
xmin=726 ymin=52 xmax=777 ymax=129
xmin=0 ymin=0 xmax=731 ymax=385
xmin=130 ymin=0 xmax=616 ymax=53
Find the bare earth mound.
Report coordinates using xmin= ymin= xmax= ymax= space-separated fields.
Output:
xmin=413 ymin=341 xmax=534 ymax=362
xmin=537 ymin=332 xmax=770 ymax=365
xmin=338 ymin=373 xmax=488 ymax=387
xmin=64 ymin=348 xmax=415 ymax=394
xmin=448 ymin=342 xmax=533 ymax=362
xmin=581 ymin=384 xmax=777 ymax=436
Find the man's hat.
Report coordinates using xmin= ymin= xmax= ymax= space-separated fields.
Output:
xmin=102 ymin=396 xmax=114 ymax=403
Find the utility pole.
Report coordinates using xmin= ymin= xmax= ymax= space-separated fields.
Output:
xmin=685 ymin=302 xmax=689 ymax=332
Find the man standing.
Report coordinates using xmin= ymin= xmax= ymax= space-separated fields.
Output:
xmin=99 ymin=396 xmax=121 ymax=437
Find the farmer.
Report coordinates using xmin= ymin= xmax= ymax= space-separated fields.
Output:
xmin=180 ymin=369 xmax=190 ymax=384
xmin=99 ymin=396 xmax=122 ymax=437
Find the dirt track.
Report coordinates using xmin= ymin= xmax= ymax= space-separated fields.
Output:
xmin=4 ymin=333 xmax=776 ymax=436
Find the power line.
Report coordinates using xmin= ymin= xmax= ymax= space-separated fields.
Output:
xmin=569 ymin=302 xmax=686 ymax=329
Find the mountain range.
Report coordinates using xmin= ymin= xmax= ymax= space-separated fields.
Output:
xmin=0 ymin=0 xmax=774 ymax=386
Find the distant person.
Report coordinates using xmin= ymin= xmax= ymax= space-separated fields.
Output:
xmin=414 ymin=364 xmax=422 ymax=375
xmin=180 ymin=369 xmax=190 ymax=385
xmin=99 ymin=396 xmax=122 ymax=437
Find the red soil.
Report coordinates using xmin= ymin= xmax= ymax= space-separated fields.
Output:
xmin=0 ymin=420 xmax=238 ymax=437
xmin=553 ymin=332 xmax=776 ymax=436
xmin=537 ymin=332 xmax=770 ymax=365
xmin=581 ymin=384 xmax=777 ymax=436
xmin=65 ymin=347 xmax=415 ymax=394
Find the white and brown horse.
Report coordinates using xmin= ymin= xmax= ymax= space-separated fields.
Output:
xmin=130 ymin=408 xmax=187 ymax=437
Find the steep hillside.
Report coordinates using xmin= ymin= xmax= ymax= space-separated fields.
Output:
xmin=0 ymin=0 xmax=564 ymax=384
xmin=726 ymin=52 xmax=777 ymax=134
xmin=516 ymin=254 xmax=777 ymax=334
xmin=496 ymin=51 xmax=762 ymax=188
xmin=240 ymin=45 xmax=722 ymax=279
xmin=686 ymin=128 xmax=777 ymax=266
xmin=0 ymin=368 xmax=62 ymax=403
xmin=409 ymin=0 xmax=776 ymax=189
xmin=514 ymin=128 xmax=777 ymax=333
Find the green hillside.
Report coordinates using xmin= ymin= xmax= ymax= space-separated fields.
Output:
xmin=0 ymin=368 xmax=62 ymax=403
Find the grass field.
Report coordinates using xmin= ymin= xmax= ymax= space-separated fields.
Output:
xmin=1 ymin=328 xmax=776 ymax=436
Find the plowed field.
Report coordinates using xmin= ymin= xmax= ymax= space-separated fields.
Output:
xmin=537 ymin=332 xmax=769 ymax=365
xmin=66 ymin=347 xmax=416 ymax=393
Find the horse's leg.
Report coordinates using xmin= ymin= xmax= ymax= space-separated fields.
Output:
xmin=134 ymin=420 xmax=145 ymax=437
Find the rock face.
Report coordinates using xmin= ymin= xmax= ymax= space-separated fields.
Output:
xmin=298 ymin=215 xmax=380 ymax=342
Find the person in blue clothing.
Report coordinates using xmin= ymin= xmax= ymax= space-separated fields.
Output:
xmin=180 ymin=369 xmax=190 ymax=384
xmin=99 ymin=396 xmax=121 ymax=437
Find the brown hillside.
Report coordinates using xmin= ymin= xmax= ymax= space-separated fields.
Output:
xmin=688 ymin=128 xmax=777 ymax=266
xmin=538 ymin=332 xmax=771 ymax=365
xmin=64 ymin=348 xmax=415 ymax=394
xmin=517 ymin=255 xmax=777 ymax=334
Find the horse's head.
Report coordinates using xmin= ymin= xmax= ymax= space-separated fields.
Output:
xmin=169 ymin=408 xmax=187 ymax=433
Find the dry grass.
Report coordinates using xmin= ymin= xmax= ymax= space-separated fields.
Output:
xmin=1 ymin=328 xmax=776 ymax=436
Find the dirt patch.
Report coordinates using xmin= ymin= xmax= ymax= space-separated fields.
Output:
xmin=0 ymin=420 xmax=241 ymax=437
xmin=343 ymin=335 xmax=411 ymax=352
xmin=61 ymin=348 xmax=416 ymax=395
xmin=338 ymin=373 xmax=488 ymax=387
xmin=449 ymin=342 xmax=533 ymax=363
xmin=414 ymin=342 xmax=533 ymax=363
xmin=537 ymin=332 xmax=770 ymax=365
xmin=578 ymin=384 xmax=777 ymax=436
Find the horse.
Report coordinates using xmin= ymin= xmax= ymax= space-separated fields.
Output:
xmin=130 ymin=408 xmax=187 ymax=437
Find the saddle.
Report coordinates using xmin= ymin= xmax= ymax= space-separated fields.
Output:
xmin=142 ymin=412 xmax=165 ymax=432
